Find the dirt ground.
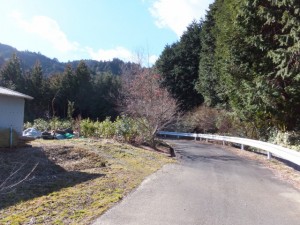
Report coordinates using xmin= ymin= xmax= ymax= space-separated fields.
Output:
xmin=0 ymin=144 xmax=107 ymax=209
xmin=0 ymin=138 xmax=174 ymax=224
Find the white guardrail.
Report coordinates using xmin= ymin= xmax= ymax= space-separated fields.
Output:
xmin=157 ymin=131 xmax=300 ymax=166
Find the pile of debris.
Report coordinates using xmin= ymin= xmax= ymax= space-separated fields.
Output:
xmin=23 ymin=128 xmax=76 ymax=140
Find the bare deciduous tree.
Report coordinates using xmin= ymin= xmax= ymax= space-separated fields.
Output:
xmin=121 ymin=68 xmax=178 ymax=146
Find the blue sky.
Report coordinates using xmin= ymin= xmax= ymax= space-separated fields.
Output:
xmin=0 ymin=0 xmax=214 ymax=65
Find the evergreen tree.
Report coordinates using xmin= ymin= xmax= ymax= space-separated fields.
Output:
xmin=196 ymin=3 xmax=221 ymax=107
xmin=74 ymin=61 xmax=92 ymax=117
xmin=48 ymin=72 xmax=63 ymax=117
xmin=212 ymin=0 xmax=242 ymax=106
xmin=229 ymin=0 xmax=300 ymax=131
xmin=49 ymin=65 xmax=75 ymax=117
xmin=91 ymin=72 xmax=121 ymax=120
xmin=0 ymin=53 xmax=25 ymax=92
xmin=25 ymin=61 xmax=49 ymax=119
xmin=156 ymin=21 xmax=204 ymax=110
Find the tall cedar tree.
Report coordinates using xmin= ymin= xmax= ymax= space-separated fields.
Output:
xmin=52 ymin=64 xmax=75 ymax=117
xmin=156 ymin=21 xmax=204 ymax=111
xmin=0 ymin=53 xmax=25 ymax=92
xmin=229 ymin=0 xmax=300 ymax=131
xmin=90 ymin=73 xmax=121 ymax=120
xmin=25 ymin=61 xmax=50 ymax=119
xmin=196 ymin=2 xmax=222 ymax=107
xmin=74 ymin=61 xmax=92 ymax=117
xmin=213 ymin=0 xmax=242 ymax=107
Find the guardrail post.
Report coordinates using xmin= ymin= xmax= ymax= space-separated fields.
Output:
xmin=267 ymin=152 xmax=272 ymax=160
xmin=241 ymin=144 xmax=244 ymax=150
xmin=223 ymin=141 xmax=225 ymax=146
xmin=206 ymin=138 xmax=208 ymax=142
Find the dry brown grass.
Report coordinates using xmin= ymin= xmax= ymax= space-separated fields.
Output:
xmin=0 ymin=138 xmax=174 ymax=224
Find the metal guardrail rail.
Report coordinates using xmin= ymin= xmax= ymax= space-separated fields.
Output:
xmin=158 ymin=131 xmax=300 ymax=166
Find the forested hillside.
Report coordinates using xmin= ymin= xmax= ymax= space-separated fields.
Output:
xmin=156 ymin=0 xmax=300 ymax=142
xmin=0 ymin=44 xmax=140 ymax=121
xmin=0 ymin=43 xmax=135 ymax=76
xmin=1 ymin=0 xmax=299 ymax=145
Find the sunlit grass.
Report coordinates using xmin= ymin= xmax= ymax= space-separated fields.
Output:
xmin=0 ymin=138 xmax=174 ymax=224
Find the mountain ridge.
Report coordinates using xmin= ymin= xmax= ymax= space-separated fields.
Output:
xmin=0 ymin=43 xmax=135 ymax=76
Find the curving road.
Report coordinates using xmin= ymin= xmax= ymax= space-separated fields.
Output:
xmin=92 ymin=140 xmax=300 ymax=225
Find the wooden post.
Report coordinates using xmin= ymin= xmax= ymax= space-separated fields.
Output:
xmin=10 ymin=126 xmax=13 ymax=148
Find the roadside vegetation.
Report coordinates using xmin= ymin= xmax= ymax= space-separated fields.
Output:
xmin=0 ymin=0 xmax=299 ymax=222
xmin=156 ymin=0 xmax=300 ymax=148
xmin=168 ymin=106 xmax=300 ymax=151
xmin=24 ymin=116 xmax=146 ymax=145
xmin=0 ymin=138 xmax=174 ymax=224
xmin=1 ymin=1 xmax=299 ymax=147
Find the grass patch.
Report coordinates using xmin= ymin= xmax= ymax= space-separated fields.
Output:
xmin=0 ymin=138 xmax=174 ymax=224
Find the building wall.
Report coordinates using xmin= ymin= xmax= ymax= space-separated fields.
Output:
xmin=0 ymin=95 xmax=25 ymax=135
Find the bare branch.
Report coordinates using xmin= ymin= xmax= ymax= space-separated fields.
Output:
xmin=0 ymin=162 xmax=39 ymax=194
xmin=120 ymin=67 xmax=179 ymax=146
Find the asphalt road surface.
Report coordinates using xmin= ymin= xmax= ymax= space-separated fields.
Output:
xmin=92 ymin=140 xmax=300 ymax=225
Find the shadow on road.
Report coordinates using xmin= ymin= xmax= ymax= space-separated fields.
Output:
xmin=175 ymin=148 xmax=239 ymax=162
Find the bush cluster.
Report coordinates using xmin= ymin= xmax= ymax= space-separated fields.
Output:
xmin=24 ymin=117 xmax=72 ymax=131
xmin=80 ymin=116 xmax=145 ymax=144
xmin=169 ymin=106 xmax=261 ymax=139
xmin=24 ymin=116 xmax=145 ymax=144
xmin=268 ymin=130 xmax=300 ymax=151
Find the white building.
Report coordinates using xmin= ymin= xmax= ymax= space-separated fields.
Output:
xmin=0 ymin=87 xmax=33 ymax=135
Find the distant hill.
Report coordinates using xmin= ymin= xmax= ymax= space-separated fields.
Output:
xmin=0 ymin=43 xmax=137 ymax=76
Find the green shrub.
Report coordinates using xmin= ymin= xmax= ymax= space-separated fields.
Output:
xmin=26 ymin=116 xmax=145 ymax=144
xmin=79 ymin=116 xmax=144 ymax=144
xmin=57 ymin=119 xmax=72 ymax=130
xmin=25 ymin=118 xmax=73 ymax=131
xmin=99 ymin=117 xmax=116 ymax=138
xmin=49 ymin=117 xmax=60 ymax=130
xmin=33 ymin=118 xmax=49 ymax=131
xmin=269 ymin=130 xmax=300 ymax=151
xmin=80 ymin=119 xmax=96 ymax=137
xmin=115 ymin=116 xmax=139 ymax=142
xmin=24 ymin=121 xmax=33 ymax=130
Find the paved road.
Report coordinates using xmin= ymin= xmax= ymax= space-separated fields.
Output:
xmin=92 ymin=140 xmax=300 ymax=225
